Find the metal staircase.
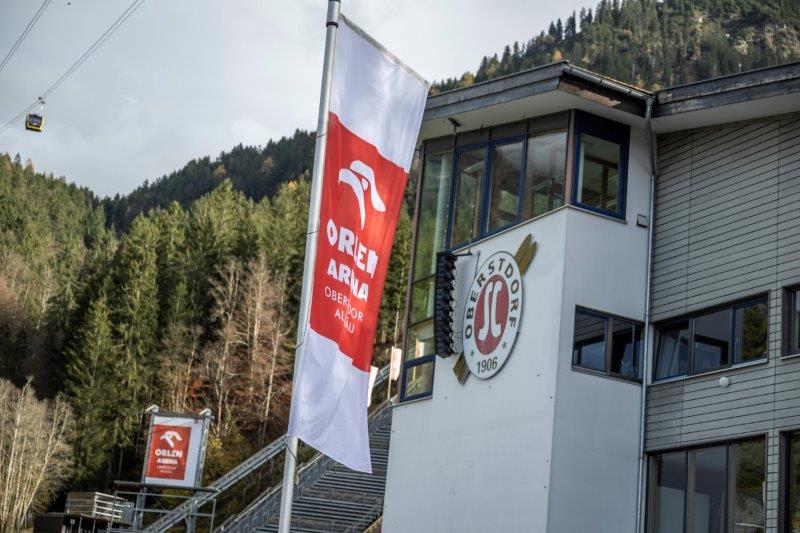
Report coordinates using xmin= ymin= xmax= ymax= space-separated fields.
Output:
xmin=218 ymin=403 xmax=392 ymax=533
xmin=145 ymin=366 xmax=391 ymax=533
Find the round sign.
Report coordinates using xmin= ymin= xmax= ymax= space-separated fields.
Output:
xmin=462 ymin=251 xmax=523 ymax=379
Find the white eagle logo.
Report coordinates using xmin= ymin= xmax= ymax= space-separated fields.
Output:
xmin=338 ymin=160 xmax=386 ymax=228
xmin=160 ymin=430 xmax=183 ymax=449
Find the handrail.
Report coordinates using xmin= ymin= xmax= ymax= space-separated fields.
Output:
xmin=145 ymin=365 xmax=391 ymax=532
xmin=217 ymin=399 xmax=393 ymax=532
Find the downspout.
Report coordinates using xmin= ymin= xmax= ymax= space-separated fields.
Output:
xmin=635 ymin=96 xmax=657 ymax=533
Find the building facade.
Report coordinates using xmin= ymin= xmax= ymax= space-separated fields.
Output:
xmin=381 ymin=62 xmax=800 ymax=532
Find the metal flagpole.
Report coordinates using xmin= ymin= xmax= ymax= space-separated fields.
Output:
xmin=277 ymin=1 xmax=340 ymax=532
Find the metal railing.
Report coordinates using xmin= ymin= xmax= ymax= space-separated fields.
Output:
xmin=110 ymin=481 xmax=219 ymax=533
xmin=218 ymin=399 xmax=393 ymax=533
xmin=146 ymin=365 xmax=391 ymax=532
xmin=65 ymin=492 xmax=134 ymax=524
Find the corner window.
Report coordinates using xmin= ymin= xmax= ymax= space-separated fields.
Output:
xmin=400 ymin=148 xmax=452 ymax=401
xmin=647 ymin=438 xmax=766 ymax=533
xmin=524 ymin=128 xmax=567 ymax=219
xmin=785 ymin=287 xmax=800 ymax=356
xmin=451 ymin=147 xmax=485 ymax=247
xmin=486 ymin=141 xmax=524 ymax=233
xmin=572 ymin=307 xmax=642 ymax=381
xmin=654 ymin=296 xmax=768 ymax=380
xmin=572 ymin=111 xmax=629 ymax=218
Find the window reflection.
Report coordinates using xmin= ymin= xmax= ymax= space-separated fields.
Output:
xmin=611 ymin=320 xmax=641 ymax=378
xmin=693 ymin=308 xmax=732 ymax=372
xmin=486 ymin=141 xmax=523 ymax=232
xmin=524 ymin=130 xmax=566 ymax=219
xmin=573 ymin=311 xmax=606 ymax=372
xmin=413 ymin=150 xmax=452 ymax=280
xmin=652 ymin=451 xmax=686 ymax=533
xmin=731 ymin=439 xmax=764 ymax=532
xmin=792 ymin=289 xmax=800 ymax=354
xmin=734 ymin=301 xmax=768 ymax=363
xmin=403 ymin=360 xmax=434 ymax=399
xmin=655 ymin=320 xmax=690 ymax=380
xmin=576 ymin=133 xmax=622 ymax=215
xmin=690 ymin=446 xmax=727 ymax=533
xmin=451 ymin=148 xmax=485 ymax=246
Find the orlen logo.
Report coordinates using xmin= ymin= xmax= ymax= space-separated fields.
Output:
xmin=462 ymin=251 xmax=523 ymax=379
xmin=338 ymin=160 xmax=385 ymax=228
xmin=160 ymin=430 xmax=183 ymax=449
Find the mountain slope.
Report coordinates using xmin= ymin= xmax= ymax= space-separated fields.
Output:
xmin=434 ymin=0 xmax=800 ymax=93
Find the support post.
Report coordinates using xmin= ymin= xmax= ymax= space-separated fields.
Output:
xmin=277 ymin=2 xmax=340 ymax=532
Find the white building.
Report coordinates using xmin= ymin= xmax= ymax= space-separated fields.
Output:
xmin=382 ymin=61 xmax=800 ymax=533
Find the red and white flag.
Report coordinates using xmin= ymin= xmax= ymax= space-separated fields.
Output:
xmin=287 ymin=16 xmax=428 ymax=473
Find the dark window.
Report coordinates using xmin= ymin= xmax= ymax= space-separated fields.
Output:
xmin=690 ymin=445 xmax=727 ymax=532
xmin=573 ymin=311 xmax=606 ymax=372
xmin=647 ymin=438 xmax=765 ymax=533
xmin=654 ymin=296 xmax=768 ymax=381
xmin=572 ymin=307 xmax=642 ymax=380
xmin=730 ymin=439 xmax=765 ymax=532
xmin=524 ymin=129 xmax=567 ymax=219
xmin=486 ymin=141 xmax=523 ymax=233
xmin=402 ymin=359 xmax=434 ymax=400
xmin=572 ymin=112 xmax=629 ymax=218
xmin=611 ymin=318 xmax=643 ymax=378
xmin=693 ymin=308 xmax=732 ymax=372
xmin=650 ymin=451 xmax=687 ymax=533
xmin=451 ymin=147 xmax=485 ymax=247
xmin=787 ymin=433 xmax=800 ymax=532
xmin=734 ymin=300 xmax=768 ymax=363
xmin=654 ymin=319 xmax=690 ymax=380
xmin=413 ymin=150 xmax=453 ymax=280
xmin=785 ymin=287 xmax=800 ymax=356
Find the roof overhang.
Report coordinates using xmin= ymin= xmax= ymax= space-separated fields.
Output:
xmin=419 ymin=61 xmax=800 ymax=141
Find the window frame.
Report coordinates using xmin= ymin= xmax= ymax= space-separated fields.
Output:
xmin=646 ymin=436 xmax=768 ymax=533
xmin=572 ymin=305 xmax=644 ymax=383
xmin=783 ymin=285 xmax=800 ymax=357
xmin=446 ymin=135 xmax=527 ymax=250
xmin=400 ymin=354 xmax=436 ymax=403
xmin=653 ymin=294 xmax=770 ymax=382
xmin=571 ymin=110 xmax=630 ymax=220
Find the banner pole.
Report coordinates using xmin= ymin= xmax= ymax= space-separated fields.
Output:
xmin=277 ymin=1 xmax=340 ymax=532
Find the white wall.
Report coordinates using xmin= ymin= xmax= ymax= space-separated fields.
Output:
xmin=546 ymin=126 xmax=651 ymax=533
xmin=383 ymin=211 xmax=568 ymax=533
xmin=383 ymin=125 xmax=652 ymax=533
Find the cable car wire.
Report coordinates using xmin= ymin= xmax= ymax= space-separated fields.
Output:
xmin=0 ymin=0 xmax=53 ymax=75
xmin=0 ymin=0 xmax=147 ymax=135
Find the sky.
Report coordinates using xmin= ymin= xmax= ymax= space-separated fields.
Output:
xmin=0 ymin=0 xmax=589 ymax=198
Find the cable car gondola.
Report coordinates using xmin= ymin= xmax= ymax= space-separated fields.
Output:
xmin=25 ymin=97 xmax=45 ymax=132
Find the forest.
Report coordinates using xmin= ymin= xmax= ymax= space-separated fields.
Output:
xmin=0 ymin=0 xmax=798 ymax=528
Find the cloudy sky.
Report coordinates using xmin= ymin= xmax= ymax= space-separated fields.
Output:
xmin=0 ymin=0 xmax=587 ymax=197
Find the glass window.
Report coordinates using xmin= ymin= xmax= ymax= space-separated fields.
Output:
xmin=730 ymin=439 xmax=764 ymax=532
xmin=576 ymin=133 xmax=622 ymax=215
xmin=573 ymin=311 xmax=607 ymax=372
xmin=413 ymin=150 xmax=452 ymax=280
xmin=611 ymin=320 xmax=642 ymax=379
xmin=402 ymin=360 xmax=434 ymax=399
xmin=734 ymin=301 xmax=768 ymax=363
xmin=690 ymin=445 xmax=727 ymax=533
xmin=651 ymin=451 xmax=687 ymax=533
xmin=655 ymin=320 xmax=690 ymax=380
xmin=788 ymin=433 xmax=800 ymax=532
xmin=693 ymin=308 xmax=732 ymax=372
xmin=405 ymin=320 xmax=434 ymax=360
xmin=572 ymin=307 xmax=642 ymax=380
xmin=409 ymin=278 xmax=435 ymax=324
xmin=654 ymin=296 xmax=769 ymax=380
xmin=486 ymin=141 xmax=523 ymax=232
xmin=524 ymin=130 xmax=566 ymax=219
xmin=451 ymin=148 xmax=485 ymax=247
xmin=648 ymin=438 xmax=765 ymax=533
xmin=787 ymin=288 xmax=800 ymax=355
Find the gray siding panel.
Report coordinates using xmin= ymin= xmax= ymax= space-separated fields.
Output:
xmin=646 ymin=113 xmax=800 ymax=530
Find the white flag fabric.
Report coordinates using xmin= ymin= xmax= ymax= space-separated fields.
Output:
xmin=287 ymin=15 xmax=428 ymax=473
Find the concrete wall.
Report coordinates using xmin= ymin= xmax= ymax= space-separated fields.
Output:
xmin=645 ymin=112 xmax=800 ymax=532
xmin=383 ymin=210 xmax=568 ymax=532
xmin=546 ymin=126 xmax=652 ymax=533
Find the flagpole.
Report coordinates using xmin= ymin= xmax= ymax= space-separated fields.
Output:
xmin=277 ymin=1 xmax=340 ymax=532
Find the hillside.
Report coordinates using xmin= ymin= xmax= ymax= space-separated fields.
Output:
xmin=434 ymin=0 xmax=800 ymax=92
